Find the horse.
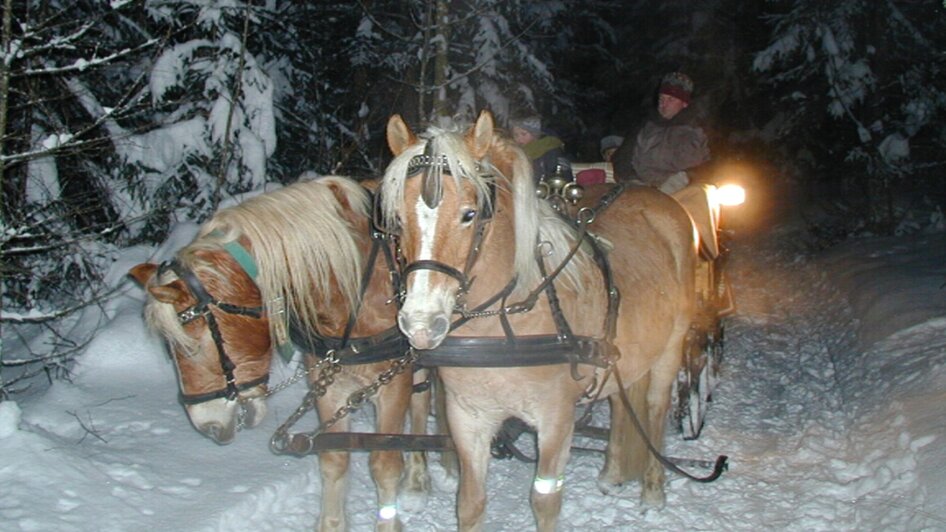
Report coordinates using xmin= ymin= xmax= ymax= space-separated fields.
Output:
xmin=128 ymin=175 xmax=430 ymax=531
xmin=379 ymin=110 xmax=699 ymax=530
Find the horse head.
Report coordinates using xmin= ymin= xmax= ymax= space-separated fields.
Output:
xmin=129 ymin=250 xmax=271 ymax=445
xmin=382 ymin=110 xmax=541 ymax=349
xmin=130 ymin=176 xmax=370 ymax=444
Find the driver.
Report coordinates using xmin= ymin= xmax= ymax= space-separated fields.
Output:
xmin=612 ymin=71 xmax=709 ymax=194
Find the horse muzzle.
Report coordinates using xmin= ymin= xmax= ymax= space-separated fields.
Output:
xmin=398 ymin=309 xmax=450 ymax=350
xmin=185 ymin=393 xmax=268 ymax=445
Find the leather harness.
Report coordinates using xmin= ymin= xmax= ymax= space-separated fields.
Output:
xmin=383 ymin=149 xmax=630 ymax=372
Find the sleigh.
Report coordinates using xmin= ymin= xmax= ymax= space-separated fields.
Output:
xmin=670 ymin=183 xmax=742 ymax=439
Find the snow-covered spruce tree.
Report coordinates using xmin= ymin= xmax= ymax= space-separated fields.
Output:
xmin=261 ymin=3 xmax=385 ymax=178
xmin=345 ymin=0 xmax=615 ymax=145
xmin=140 ymin=0 xmax=275 ymax=236
xmin=1 ymin=1 xmax=281 ymax=397
xmin=1 ymin=0 xmax=166 ymax=396
xmin=753 ymin=0 xmax=946 ymax=234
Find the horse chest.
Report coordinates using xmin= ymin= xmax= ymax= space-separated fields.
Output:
xmin=440 ymin=366 xmax=585 ymax=416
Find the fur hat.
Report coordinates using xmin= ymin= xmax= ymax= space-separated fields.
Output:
xmin=599 ymin=135 xmax=624 ymax=157
xmin=658 ymin=72 xmax=694 ymax=104
xmin=510 ymin=115 xmax=543 ymax=137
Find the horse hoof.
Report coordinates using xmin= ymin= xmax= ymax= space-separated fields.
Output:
xmin=640 ymin=486 xmax=666 ymax=509
xmin=398 ymin=489 xmax=428 ymax=512
xmin=596 ymin=478 xmax=631 ymax=497
xmin=376 ymin=518 xmax=403 ymax=532
xmin=432 ymin=465 xmax=459 ymax=493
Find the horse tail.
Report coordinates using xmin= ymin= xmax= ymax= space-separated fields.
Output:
xmin=605 ymin=370 xmax=651 ymax=482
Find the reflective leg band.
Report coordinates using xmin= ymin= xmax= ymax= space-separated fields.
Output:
xmin=533 ymin=475 xmax=565 ymax=494
xmin=378 ymin=504 xmax=398 ymax=520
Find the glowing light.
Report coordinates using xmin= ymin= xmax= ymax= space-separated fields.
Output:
xmin=378 ymin=504 xmax=398 ymax=520
xmin=714 ymin=184 xmax=746 ymax=206
xmin=533 ymin=475 xmax=564 ymax=494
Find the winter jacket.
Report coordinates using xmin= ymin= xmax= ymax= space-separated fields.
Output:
xmin=612 ymin=107 xmax=709 ymax=186
xmin=522 ymin=135 xmax=569 ymax=183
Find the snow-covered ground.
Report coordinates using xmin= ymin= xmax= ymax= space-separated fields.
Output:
xmin=2 ymin=197 xmax=945 ymax=531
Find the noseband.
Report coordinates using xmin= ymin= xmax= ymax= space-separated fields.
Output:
xmin=159 ymin=260 xmax=269 ymax=405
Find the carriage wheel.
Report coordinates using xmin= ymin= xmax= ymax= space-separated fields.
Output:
xmin=678 ymin=358 xmax=712 ymax=440
xmin=674 ymin=314 xmax=726 ymax=440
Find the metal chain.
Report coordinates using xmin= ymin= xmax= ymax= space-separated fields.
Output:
xmin=265 ymin=359 xmax=314 ymax=397
xmin=317 ymin=349 xmax=416 ymax=430
xmin=269 ymin=349 xmax=416 ymax=455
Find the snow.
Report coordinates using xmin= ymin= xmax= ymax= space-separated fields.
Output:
xmin=2 ymin=193 xmax=946 ymax=531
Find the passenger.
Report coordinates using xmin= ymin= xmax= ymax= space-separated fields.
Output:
xmin=611 ymin=71 xmax=709 ymax=194
xmin=510 ymin=114 xmax=571 ymax=184
xmin=599 ymin=135 xmax=624 ymax=163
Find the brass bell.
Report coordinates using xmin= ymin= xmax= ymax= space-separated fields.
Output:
xmin=547 ymin=175 xmax=567 ymax=190
xmin=562 ymin=183 xmax=584 ymax=203
xmin=536 ymin=182 xmax=550 ymax=199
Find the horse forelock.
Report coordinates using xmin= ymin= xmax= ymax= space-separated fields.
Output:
xmin=381 ymin=126 xmax=495 ymax=231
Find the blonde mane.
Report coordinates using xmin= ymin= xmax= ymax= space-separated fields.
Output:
xmin=144 ymin=175 xmax=369 ymax=353
xmin=380 ymin=123 xmax=588 ymax=294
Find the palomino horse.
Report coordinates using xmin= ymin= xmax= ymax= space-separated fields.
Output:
xmin=380 ymin=111 xmax=698 ymax=530
xmin=129 ymin=175 xmax=429 ymax=531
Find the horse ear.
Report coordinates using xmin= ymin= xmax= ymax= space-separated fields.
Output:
xmin=468 ymin=109 xmax=494 ymax=160
xmin=128 ymin=263 xmax=157 ymax=287
xmin=387 ymin=114 xmax=417 ymax=156
xmin=149 ymin=280 xmax=191 ymax=306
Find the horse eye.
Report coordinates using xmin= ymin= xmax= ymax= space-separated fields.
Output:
xmin=460 ymin=209 xmax=477 ymax=224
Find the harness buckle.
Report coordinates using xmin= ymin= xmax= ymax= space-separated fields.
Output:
xmin=178 ymin=306 xmax=208 ymax=324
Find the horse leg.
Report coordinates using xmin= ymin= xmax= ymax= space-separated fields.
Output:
xmin=316 ymin=398 xmax=351 ymax=532
xmin=399 ymin=369 xmax=431 ymax=511
xmin=434 ymin=369 xmax=459 ymax=482
xmin=639 ymin=349 xmax=681 ymax=508
xmin=598 ymin=372 xmax=651 ymax=495
xmin=371 ymin=375 xmax=411 ymax=531
xmin=531 ymin=410 xmax=575 ymax=532
xmin=640 ymin=320 xmax=688 ymax=508
xmin=448 ymin=404 xmax=498 ymax=532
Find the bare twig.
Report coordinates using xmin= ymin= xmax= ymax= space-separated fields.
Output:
xmin=67 ymin=410 xmax=108 ymax=444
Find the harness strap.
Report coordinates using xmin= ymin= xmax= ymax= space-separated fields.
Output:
xmin=222 ymin=239 xmax=260 ymax=280
xmin=287 ymin=225 xmax=409 ymax=365
xmin=536 ymin=249 xmax=574 ymax=342
xmin=338 ymin=232 xmax=384 ymax=349
xmin=179 ymin=373 xmax=270 ymax=405
xmin=167 ymin=261 xmax=259 ymax=402
xmin=403 ymin=260 xmax=467 ymax=289
xmin=289 ymin=324 xmax=409 ymax=365
xmin=414 ymin=335 xmax=611 ymax=368
xmin=613 ymin=369 xmax=728 ymax=482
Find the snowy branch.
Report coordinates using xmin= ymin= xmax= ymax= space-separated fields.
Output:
xmin=13 ymin=38 xmax=161 ymax=78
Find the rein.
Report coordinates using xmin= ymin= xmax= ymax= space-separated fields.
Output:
xmin=159 ymin=260 xmax=269 ymax=405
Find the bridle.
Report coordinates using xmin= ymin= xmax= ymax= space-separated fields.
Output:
xmin=381 ymin=143 xmax=497 ymax=310
xmin=158 ymin=260 xmax=270 ymax=405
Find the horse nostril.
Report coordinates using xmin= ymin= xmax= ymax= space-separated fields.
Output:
xmin=430 ymin=316 xmax=449 ymax=340
xmin=204 ymin=423 xmax=220 ymax=439
xmin=202 ymin=423 xmax=233 ymax=445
